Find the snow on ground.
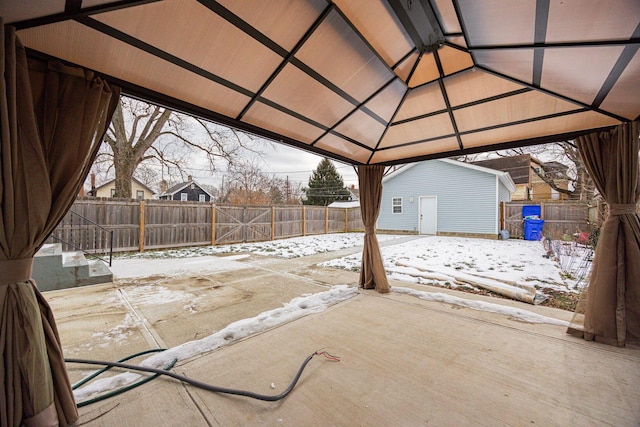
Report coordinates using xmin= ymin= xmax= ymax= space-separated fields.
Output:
xmin=320 ymin=236 xmax=578 ymax=293
xmin=116 ymin=233 xmax=404 ymax=260
xmin=112 ymin=232 xmax=581 ymax=296
xmin=74 ymin=233 xmax=579 ymax=402
xmin=74 ymin=283 xmax=567 ymax=403
xmin=73 ymin=285 xmax=358 ymax=402
xmin=393 ymin=287 xmax=569 ymax=327
xmin=110 ymin=254 xmax=251 ymax=279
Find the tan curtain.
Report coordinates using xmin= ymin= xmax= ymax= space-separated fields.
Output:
xmin=357 ymin=165 xmax=390 ymax=293
xmin=1 ymin=22 xmax=119 ymax=426
xmin=567 ymin=121 xmax=640 ymax=347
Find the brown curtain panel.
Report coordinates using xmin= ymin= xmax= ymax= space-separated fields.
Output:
xmin=0 ymin=22 xmax=119 ymax=427
xmin=567 ymin=121 xmax=640 ymax=347
xmin=357 ymin=165 xmax=390 ymax=293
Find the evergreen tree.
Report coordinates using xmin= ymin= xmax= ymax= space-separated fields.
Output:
xmin=303 ymin=158 xmax=351 ymax=206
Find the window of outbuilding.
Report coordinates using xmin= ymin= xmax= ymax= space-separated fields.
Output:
xmin=136 ymin=190 xmax=144 ymax=200
xmin=180 ymin=192 xmax=188 ymax=201
xmin=392 ymin=197 xmax=402 ymax=214
xmin=199 ymin=194 xmax=205 ymax=202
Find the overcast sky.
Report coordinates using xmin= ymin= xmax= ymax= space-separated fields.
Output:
xmin=186 ymin=139 xmax=359 ymax=190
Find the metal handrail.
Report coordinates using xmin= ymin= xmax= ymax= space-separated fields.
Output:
xmin=47 ymin=210 xmax=114 ymax=266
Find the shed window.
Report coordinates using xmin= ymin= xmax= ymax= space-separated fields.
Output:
xmin=110 ymin=189 xmax=116 ymax=197
xmin=136 ymin=190 xmax=144 ymax=200
xmin=199 ymin=194 xmax=206 ymax=202
xmin=392 ymin=197 xmax=402 ymax=214
xmin=180 ymin=192 xmax=188 ymax=201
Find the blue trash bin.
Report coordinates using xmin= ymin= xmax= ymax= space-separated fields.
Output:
xmin=524 ymin=219 xmax=544 ymax=240
xmin=522 ymin=205 xmax=541 ymax=218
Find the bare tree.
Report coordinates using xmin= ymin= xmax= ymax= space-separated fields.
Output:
xmin=222 ymin=159 xmax=292 ymax=205
xmin=92 ymin=96 xmax=257 ymax=197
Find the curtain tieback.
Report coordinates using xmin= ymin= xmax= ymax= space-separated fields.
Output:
xmin=364 ymin=226 xmax=376 ymax=234
xmin=609 ymin=203 xmax=637 ymax=216
xmin=0 ymin=257 xmax=34 ymax=285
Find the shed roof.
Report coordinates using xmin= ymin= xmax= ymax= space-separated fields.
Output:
xmin=5 ymin=1 xmax=639 ymax=166
xmin=383 ymin=158 xmax=516 ymax=193
xmin=472 ymin=154 xmax=532 ymax=185
xmin=328 ymin=200 xmax=360 ymax=208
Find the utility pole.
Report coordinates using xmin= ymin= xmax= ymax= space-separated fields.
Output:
xmin=285 ymin=176 xmax=291 ymax=204
xmin=220 ymin=175 xmax=225 ymax=203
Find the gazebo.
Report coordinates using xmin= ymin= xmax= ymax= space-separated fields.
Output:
xmin=1 ymin=1 xmax=639 ymax=425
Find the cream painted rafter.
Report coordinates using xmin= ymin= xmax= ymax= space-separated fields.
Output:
xmin=8 ymin=0 xmax=639 ymax=165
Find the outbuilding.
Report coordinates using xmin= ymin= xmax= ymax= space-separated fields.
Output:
xmin=378 ymin=159 xmax=515 ymax=239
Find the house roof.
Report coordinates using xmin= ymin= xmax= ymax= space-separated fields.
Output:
xmin=5 ymin=1 xmax=638 ymax=167
xmin=542 ymin=161 xmax=569 ymax=172
xmin=472 ymin=154 xmax=531 ymax=185
xmin=94 ymin=176 xmax=156 ymax=194
xmin=328 ymin=200 xmax=360 ymax=208
xmin=383 ymin=158 xmax=516 ymax=193
xmin=158 ymin=179 xmax=214 ymax=198
xmin=348 ymin=187 xmax=359 ymax=201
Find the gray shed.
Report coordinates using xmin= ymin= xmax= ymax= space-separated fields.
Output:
xmin=378 ymin=159 xmax=515 ymax=238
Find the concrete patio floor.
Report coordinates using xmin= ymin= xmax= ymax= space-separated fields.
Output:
xmin=44 ymin=241 xmax=640 ymax=426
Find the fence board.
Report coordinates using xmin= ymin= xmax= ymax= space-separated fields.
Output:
xmin=52 ymin=198 xmax=594 ymax=254
xmin=305 ymin=206 xmax=327 ymax=235
xmin=328 ymin=208 xmax=347 ymax=233
xmin=50 ymin=198 xmax=365 ymax=252
xmin=274 ymin=206 xmax=303 ymax=239
xmin=503 ymin=202 xmax=591 ymax=239
xmin=347 ymin=207 xmax=364 ymax=231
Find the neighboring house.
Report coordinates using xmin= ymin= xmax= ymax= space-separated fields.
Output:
xmin=93 ymin=177 xmax=155 ymax=200
xmin=530 ymin=161 xmax=569 ymax=200
xmin=157 ymin=176 xmax=214 ymax=202
xmin=347 ymin=185 xmax=359 ymax=201
xmin=378 ymin=159 xmax=515 ymax=239
xmin=472 ymin=154 xmax=568 ymax=201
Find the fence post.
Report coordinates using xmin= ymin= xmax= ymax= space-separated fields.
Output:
xmin=211 ymin=204 xmax=216 ymax=245
xmin=243 ymin=207 xmax=247 ymax=242
xmin=499 ymin=202 xmax=505 ymax=230
xmin=302 ymin=206 xmax=306 ymax=236
xmin=139 ymin=200 xmax=145 ymax=252
xmin=540 ymin=202 xmax=545 ymax=219
xmin=345 ymin=208 xmax=349 ymax=232
xmin=271 ymin=206 xmax=275 ymax=240
xmin=325 ymin=206 xmax=329 ymax=234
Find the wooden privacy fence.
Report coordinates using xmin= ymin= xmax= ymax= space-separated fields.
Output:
xmin=501 ymin=201 xmax=596 ymax=239
xmin=48 ymin=197 xmax=364 ymax=253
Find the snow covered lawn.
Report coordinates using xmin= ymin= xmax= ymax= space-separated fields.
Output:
xmin=322 ymin=236 xmax=564 ymax=287
xmin=113 ymin=232 xmax=584 ymax=309
xmin=320 ymin=235 xmax=584 ymax=308
xmin=116 ymin=232 xmax=404 ymax=260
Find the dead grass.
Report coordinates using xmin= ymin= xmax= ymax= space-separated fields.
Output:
xmin=537 ymin=287 xmax=580 ymax=311
xmin=427 ymin=282 xmax=579 ymax=312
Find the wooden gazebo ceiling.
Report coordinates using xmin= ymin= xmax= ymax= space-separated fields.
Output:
xmin=5 ymin=0 xmax=640 ymax=165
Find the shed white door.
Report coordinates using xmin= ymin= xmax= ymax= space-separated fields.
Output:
xmin=419 ymin=196 xmax=437 ymax=235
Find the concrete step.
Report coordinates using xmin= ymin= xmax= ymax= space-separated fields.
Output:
xmin=85 ymin=259 xmax=113 ymax=286
xmin=33 ymin=244 xmax=113 ymax=291
xmin=35 ymin=243 xmax=62 ymax=261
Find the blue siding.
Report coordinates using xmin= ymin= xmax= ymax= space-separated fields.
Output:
xmin=379 ymin=160 xmax=499 ymax=234
xmin=498 ymin=180 xmax=512 ymax=203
